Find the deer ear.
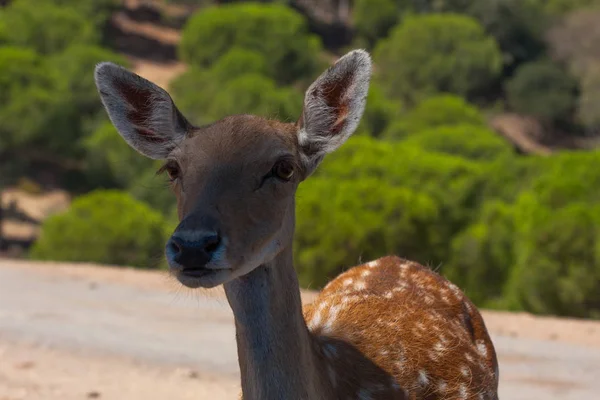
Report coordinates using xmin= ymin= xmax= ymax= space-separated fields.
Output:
xmin=94 ymin=62 xmax=191 ymax=160
xmin=297 ymin=49 xmax=372 ymax=175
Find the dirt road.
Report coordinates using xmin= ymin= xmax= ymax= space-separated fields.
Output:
xmin=1 ymin=259 xmax=599 ymax=399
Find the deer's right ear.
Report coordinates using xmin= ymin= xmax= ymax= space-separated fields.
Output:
xmin=94 ymin=62 xmax=191 ymax=160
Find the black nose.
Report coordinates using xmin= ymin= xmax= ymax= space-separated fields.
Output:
xmin=167 ymin=233 xmax=221 ymax=270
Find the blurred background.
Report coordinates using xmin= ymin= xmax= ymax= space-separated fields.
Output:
xmin=1 ymin=1 xmax=600 ymax=399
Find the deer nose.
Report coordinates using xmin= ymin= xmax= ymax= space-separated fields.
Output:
xmin=167 ymin=233 xmax=221 ymax=270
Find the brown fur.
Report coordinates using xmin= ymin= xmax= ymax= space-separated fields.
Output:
xmin=304 ymin=256 xmax=499 ymax=399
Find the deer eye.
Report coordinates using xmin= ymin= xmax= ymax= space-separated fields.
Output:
xmin=159 ymin=161 xmax=180 ymax=182
xmin=272 ymin=160 xmax=294 ymax=181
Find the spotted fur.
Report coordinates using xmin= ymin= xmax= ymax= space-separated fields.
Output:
xmin=303 ymin=256 xmax=499 ymax=400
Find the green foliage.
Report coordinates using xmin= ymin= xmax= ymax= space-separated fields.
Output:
xmin=48 ymin=45 xmax=128 ymax=117
xmin=384 ymin=95 xmax=485 ymax=139
xmin=0 ymin=46 xmax=51 ymax=107
xmin=170 ymin=64 xmax=303 ymax=125
xmin=357 ymin=82 xmax=403 ymax=137
xmin=353 ymin=0 xmax=402 ymax=48
xmin=446 ymin=200 xmax=515 ymax=306
xmin=505 ymin=195 xmax=600 ymax=318
xmin=0 ymin=0 xmax=99 ymax=54
xmin=468 ymin=0 xmax=548 ymax=70
xmin=83 ymin=123 xmax=174 ymax=214
xmin=374 ymin=14 xmax=502 ymax=105
xmin=84 ymin=123 xmax=157 ymax=189
xmin=400 ymin=124 xmax=513 ymax=161
xmin=30 ymin=190 xmax=170 ymax=268
xmin=306 ymin=136 xmax=484 ymax=264
xmin=506 ymin=60 xmax=578 ymax=122
xmin=179 ymin=3 xmax=322 ymax=84
xmin=295 ymin=177 xmax=439 ymax=288
xmin=210 ymin=47 xmax=269 ymax=82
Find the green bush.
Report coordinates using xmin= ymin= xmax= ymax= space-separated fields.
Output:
xmin=0 ymin=46 xmax=51 ymax=108
xmin=504 ymin=194 xmax=600 ymax=318
xmin=84 ymin=123 xmax=157 ymax=188
xmin=48 ymin=45 xmax=128 ymax=117
xmin=399 ymin=124 xmax=513 ymax=161
xmin=209 ymin=47 xmax=269 ymax=82
xmin=309 ymin=136 xmax=484 ymax=265
xmin=353 ymin=0 xmax=402 ymax=48
xmin=358 ymin=82 xmax=403 ymax=137
xmin=505 ymin=60 xmax=578 ymax=122
xmin=179 ymin=3 xmax=322 ymax=84
xmin=468 ymin=0 xmax=548 ymax=70
xmin=0 ymin=0 xmax=99 ymax=54
xmin=384 ymin=94 xmax=485 ymax=139
xmin=31 ymin=190 xmax=170 ymax=268
xmin=374 ymin=14 xmax=502 ymax=105
xmin=171 ymin=69 xmax=303 ymax=125
xmin=295 ymin=177 xmax=439 ymax=288
xmin=446 ymin=200 xmax=515 ymax=306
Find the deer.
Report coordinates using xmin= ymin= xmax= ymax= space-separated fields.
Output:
xmin=94 ymin=49 xmax=499 ymax=400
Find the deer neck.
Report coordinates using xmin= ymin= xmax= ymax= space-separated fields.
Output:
xmin=223 ymin=245 xmax=330 ymax=400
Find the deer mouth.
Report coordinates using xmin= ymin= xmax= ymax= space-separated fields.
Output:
xmin=175 ymin=267 xmax=233 ymax=289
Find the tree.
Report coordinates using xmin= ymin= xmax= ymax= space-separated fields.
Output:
xmin=468 ymin=0 xmax=548 ymax=72
xmin=357 ymin=82 xmax=403 ymax=137
xmin=353 ymin=0 xmax=403 ymax=48
xmin=384 ymin=94 xmax=485 ymax=139
xmin=374 ymin=14 xmax=502 ymax=105
xmin=0 ymin=0 xmax=99 ymax=54
xmin=505 ymin=195 xmax=600 ymax=318
xmin=48 ymin=45 xmax=128 ymax=118
xmin=170 ymin=63 xmax=303 ymax=125
xmin=295 ymin=176 xmax=439 ymax=288
xmin=505 ymin=60 xmax=578 ymax=123
xmin=179 ymin=3 xmax=323 ymax=84
xmin=446 ymin=200 xmax=515 ymax=306
xmin=399 ymin=124 xmax=513 ymax=161
xmin=30 ymin=190 xmax=170 ymax=268
xmin=311 ymin=136 xmax=484 ymax=263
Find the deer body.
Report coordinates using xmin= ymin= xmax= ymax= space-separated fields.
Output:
xmin=95 ymin=49 xmax=499 ymax=399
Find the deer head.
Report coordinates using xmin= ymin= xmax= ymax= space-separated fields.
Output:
xmin=94 ymin=50 xmax=372 ymax=289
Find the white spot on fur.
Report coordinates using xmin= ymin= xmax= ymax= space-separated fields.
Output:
xmin=323 ymin=305 xmax=341 ymax=334
xmin=418 ymin=370 xmax=429 ymax=386
xmin=465 ymin=353 xmax=474 ymax=363
xmin=355 ymin=280 xmax=366 ymax=290
xmin=459 ymin=384 xmax=468 ymax=399
xmin=447 ymin=282 xmax=462 ymax=298
xmin=384 ymin=291 xmax=393 ymax=299
xmin=434 ymin=342 xmax=446 ymax=353
xmin=438 ymin=381 xmax=448 ymax=393
xmin=367 ymin=260 xmax=379 ymax=268
xmin=361 ymin=270 xmax=371 ymax=277
xmin=477 ymin=340 xmax=488 ymax=357
xmin=343 ymin=278 xmax=353 ymax=287
xmin=461 ymin=365 xmax=470 ymax=377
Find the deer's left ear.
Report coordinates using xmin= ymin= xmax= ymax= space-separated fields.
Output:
xmin=297 ymin=49 xmax=372 ymax=175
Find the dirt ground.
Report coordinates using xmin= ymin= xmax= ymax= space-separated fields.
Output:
xmin=1 ymin=259 xmax=599 ymax=400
